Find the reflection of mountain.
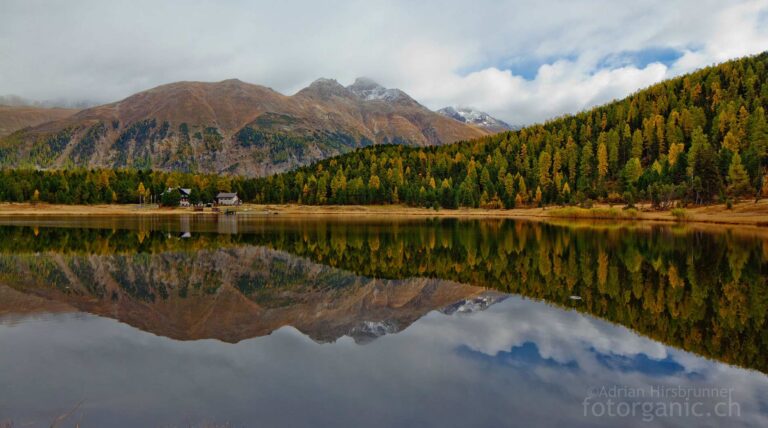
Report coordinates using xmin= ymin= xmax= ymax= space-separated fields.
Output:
xmin=0 ymin=219 xmax=765 ymax=373
xmin=0 ymin=245 xmax=491 ymax=343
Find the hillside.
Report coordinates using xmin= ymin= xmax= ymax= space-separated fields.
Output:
xmin=250 ymin=52 xmax=768 ymax=207
xmin=0 ymin=105 xmax=78 ymax=137
xmin=0 ymin=78 xmax=489 ymax=176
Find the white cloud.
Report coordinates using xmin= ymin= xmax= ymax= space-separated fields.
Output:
xmin=0 ymin=0 xmax=767 ymax=125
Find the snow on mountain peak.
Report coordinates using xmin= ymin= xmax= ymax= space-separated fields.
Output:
xmin=437 ymin=106 xmax=513 ymax=132
xmin=441 ymin=292 xmax=509 ymax=315
xmin=347 ymin=77 xmax=413 ymax=103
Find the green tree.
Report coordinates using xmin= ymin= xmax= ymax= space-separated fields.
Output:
xmin=691 ymin=142 xmax=721 ymax=204
xmin=597 ymin=142 xmax=609 ymax=180
xmin=622 ymin=158 xmax=643 ymax=187
xmin=190 ymin=188 xmax=202 ymax=205
xmin=137 ymin=182 xmax=147 ymax=204
xmin=331 ymin=169 xmax=347 ymax=203
xmin=727 ymin=152 xmax=752 ymax=198
xmin=578 ymin=142 xmax=594 ymax=192
xmin=161 ymin=188 xmax=181 ymax=207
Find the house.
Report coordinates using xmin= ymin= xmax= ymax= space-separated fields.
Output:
xmin=164 ymin=187 xmax=193 ymax=207
xmin=179 ymin=188 xmax=192 ymax=207
xmin=216 ymin=192 xmax=240 ymax=206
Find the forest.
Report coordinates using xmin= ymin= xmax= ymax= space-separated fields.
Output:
xmin=250 ymin=52 xmax=768 ymax=208
xmin=0 ymin=168 xmax=261 ymax=205
xmin=0 ymin=53 xmax=766 ymax=208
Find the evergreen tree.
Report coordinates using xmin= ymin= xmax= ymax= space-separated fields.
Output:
xmin=161 ymin=188 xmax=181 ymax=207
xmin=691 ymin=143 xmax=721 ymax=204
xmin=727 ymin=153 xmax=752 ymax=198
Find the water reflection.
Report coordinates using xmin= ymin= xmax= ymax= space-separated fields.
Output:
xmin=0 ymin=241 xmax=492 ymax=344
xmin=0 ymin=217 xmax=766 ymax=427
xmin=1 ymin=296 xmax=767 ymax=427
xmin=0 ymin=218 xmax=765 ymax=372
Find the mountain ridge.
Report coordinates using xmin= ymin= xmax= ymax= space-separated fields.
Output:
xmin=0 ymin=105 xmax=79 ymax=137
xmin=0 ymin=78 xmax=490 ymax=176
xmin=437 ymin=106 xmax=514 ymax=132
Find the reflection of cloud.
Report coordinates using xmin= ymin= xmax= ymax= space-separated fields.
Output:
xmin=1 ymin=297 xmax=767 ymax=427
xmin=414 ymin=296 xmax=672 ymax=370
xmin=592 ymin=348 xmax=687 ymax=378
xmin=457 ymin=341 xmax=579 ymax=371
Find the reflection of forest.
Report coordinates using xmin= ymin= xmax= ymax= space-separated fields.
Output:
xmin=0 ymin=219 xmax=765 ymax=372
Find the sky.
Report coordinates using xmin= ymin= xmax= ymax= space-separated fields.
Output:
xmin=1 ymin=0 xmax=768 ymax=125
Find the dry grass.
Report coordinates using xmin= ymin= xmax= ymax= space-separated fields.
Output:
xmin=670 ymin=208 xmax=689 ymax=221
xmin=0 ymin=200 xmax=766 ymax=228
xmin=544 ymin=206 xmax=640 ymax=220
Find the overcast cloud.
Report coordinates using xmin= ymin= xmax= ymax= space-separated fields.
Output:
xmin=1 ymin=0 xmax=767 ymax=125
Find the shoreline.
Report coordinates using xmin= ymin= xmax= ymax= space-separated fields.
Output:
xmin=0 ymin=200 xmax=766 ymax=227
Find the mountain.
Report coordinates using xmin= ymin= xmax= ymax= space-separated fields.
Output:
xmin=252 ymin=52 xmax=768 ymax=207
xmin=0 ymin=105 xmax=79 ymax=137
xmin=0 ymin=78 xmax=489 ymax=176
xmin=437 ymin=106 xmax=514 ymax=132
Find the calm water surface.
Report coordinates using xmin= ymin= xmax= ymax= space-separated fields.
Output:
xmin=0 ymin=216 xmax=766 ymax=427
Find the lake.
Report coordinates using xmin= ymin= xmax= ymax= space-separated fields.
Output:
xmin=0 ymin=216 xmax=766 ymax=427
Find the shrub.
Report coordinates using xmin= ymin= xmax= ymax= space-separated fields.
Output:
xmin=671 ymin=208 xmax=688 ymax=221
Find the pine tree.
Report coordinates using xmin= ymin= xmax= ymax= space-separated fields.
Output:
xmin=331 ymin=169 xmax=347 ymax=203
xmin=597 ymin=142 xmax=609 ymax=180
xmin=692 ymin=143 xmax=721 ymax=203
xmin=538 ymin=151 xmax=552 ymax=188
xmin=749 ymin=106 xmax=768 ymax=161
xmin=631 ymin=129 xmax=644 ymax=160
xmin=517 ymin=176 xmax=528 ymax=202
xmin=137 ymin=182 xmax=146 ymax=204
xmin=727 ymin=152 xmax=752 ymax=198
xmin=723 ymin=131 xmax=740 ymax=153
xmin=578 ymin=142 xmax=594 ymax=192
xmin=622 ymin=158 xmax=643 ymax=187
xmin=668 ymin=143 xmax=685 ymax=166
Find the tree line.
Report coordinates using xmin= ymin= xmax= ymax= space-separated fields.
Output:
xmin=0 ymin=168 xmax=261 ymax=205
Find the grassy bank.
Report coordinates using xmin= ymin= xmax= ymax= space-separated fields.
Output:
xmin=544 ymin=207 xmax=640 ymax=220
xmin=0 ymin=200 xmax=766 ymax=228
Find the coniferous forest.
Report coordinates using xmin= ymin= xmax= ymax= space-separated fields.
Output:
xmin=251 ymin=52 xmax=768 ymax=208
xmin=0 ymin=53 xmax=767 ymax=208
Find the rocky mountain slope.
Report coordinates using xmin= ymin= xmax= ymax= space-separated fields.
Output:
xmin=437 ymin=106 xmax=513 ymax=132
xmin=0 ymin=78 xmax=490 ymax=176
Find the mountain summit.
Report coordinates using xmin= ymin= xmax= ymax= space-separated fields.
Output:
xmin=0 ymin=78 xmax=490 ymax=176
xmin=437 ymin=106 xmax=513 ymax=132
xmin=346 ymin=77 xmax=416 ymax=104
